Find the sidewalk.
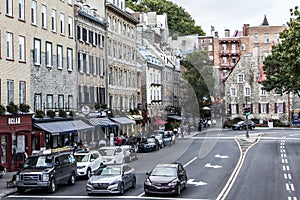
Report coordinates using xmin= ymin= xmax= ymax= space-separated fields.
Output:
xmin=0 ymin=171 xmax=17 ymax=198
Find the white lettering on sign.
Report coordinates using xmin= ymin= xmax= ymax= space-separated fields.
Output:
xmin=8 ymin=117 xmax=21 ymax=125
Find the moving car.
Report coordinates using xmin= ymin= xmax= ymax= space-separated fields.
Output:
xmin=15 ymin=147 xmax=77 ymax=194
xmin=232 ymin=120 xmax=255 ymax=130
xmin=98 ymin=146 xmax=125 ymax=164
xmin=138 ymin=137 xmax=160 ymax=153
xmin=86 ymin=164 xmax=136 ymax=195
xmin=74 ymin=150 xmax=103 ymax=179
xmin=144 ymin=162 xmax=187 ymax=196
xmin=120 ymin=145 xmax=138 ymax=163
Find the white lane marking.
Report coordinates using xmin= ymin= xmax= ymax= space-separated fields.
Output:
xmin=205 ymin=163 xmax=222 ymax=169
xmin=183 ymin=156 xmax=198 ymax=168
xmin=282 ymin=159 xmax=288 ymax=164
xmin=288 ymin=197 xmax=298 ymax=200
xmin=281 ymin=154 xmax=287 ymax=158
xmin=215 ymin=154 xmax=229 ymax=159
xmin=286 ymin=182 xmax=295 ymax=192
xmin=283 ymin=165 xmax=290 ymax=171
xmin=284 ymin=173 xmax=292 ymax=180
xmin=187 ymin=179 xmax=208 ymax=186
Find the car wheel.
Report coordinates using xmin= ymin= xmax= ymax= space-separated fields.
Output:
xmin=86 ymin=168 xmax=92 ymax=179
xmin=119 ymin=183 xmax=124 ymax=195
xmin=68 ymin=173 xmax=76 ymax=185
xmin=48 ymin=179 xmax=56 ymax=193
xmin=17 ymin=188 xmax=25 ymax=194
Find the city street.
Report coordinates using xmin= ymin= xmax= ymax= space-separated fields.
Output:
xmin=4 ymin=128 xmax=300 ymax=200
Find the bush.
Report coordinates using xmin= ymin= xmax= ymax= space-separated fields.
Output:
xmin=47 ymin=110 xmax=55 ymax=118
xmin=0 ymin=105 xmax=5 ymax=115
xmin=69 ymin=110 xmax=75 ymax=117
xmin=59 ymin=110 xmax=67 ymax=118
xmin=6 ymin=102 xmax=19 ymax=115
xmin=19 ymin=103 xmax=30 ymax=112
xmin=35 ymin=110 xmax=45 ymax=118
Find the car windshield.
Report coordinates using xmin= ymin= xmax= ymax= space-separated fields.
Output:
xmin=74 ymin=154 xmax=89 ymax=162
xmin=99 ymin=149 xmax=114 ymax=156
xmin=151 ymin=166 xmax=177 ymax=177
xmin=237 ymin=121 xmax=245 ymax=125
xmin=23 ymin=155 xmax=54 ymax=169
xmin=94 ymin=166 xmax=121 ymax=176
xmin=147 ymin=138 xmax=156 ymax=143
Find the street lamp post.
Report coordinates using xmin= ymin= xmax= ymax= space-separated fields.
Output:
xmin=245 ymin=97 xmax=249 ymax=138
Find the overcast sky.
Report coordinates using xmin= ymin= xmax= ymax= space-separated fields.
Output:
xmin=170 ymin=0 xmax=299 ymax=36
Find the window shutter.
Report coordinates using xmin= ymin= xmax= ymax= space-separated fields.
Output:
xmin=250 ymin=104 xmax=253 ymax=113
xmin=258 ymin=103 xmax=261 ymax=113
xmin=236 ymin=104 xmax=239 ymax=114
xmin=228 ymin=104 xmax=231 ymax=114
xmin=283 ymin=102 xmax=286 ymax=113
xmin=266 ymin=103 xmax=269 ymax=113
xmin=274 ymin=103 xmax=277 ymax=113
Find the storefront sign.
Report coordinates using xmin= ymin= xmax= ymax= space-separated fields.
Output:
xmin=8 ymin=117 xmax=21 ymax=125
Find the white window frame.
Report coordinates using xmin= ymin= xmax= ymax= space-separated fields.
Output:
xmin=46 ymin=41 xmax=53 ymax=67
xmin=254 ymin=34 xmax=259 ymax=43
xmin=274 ymin=33 xmax=280 ymax=43
xmin=231 ymin=104 xmax=237 ymax=115
xmin=34 ymin=38 xmax=41 ymax=65
xmin=264 ymin=33 xmax=270 ymax=43
xmin=19 ymin=81 xmax=26 ymax=104
xmin=277 ymin=102 xmax=284 ymax=113
xmin=31 ymin=0 xmax=37 ymax=25
xmin=58 ymin=95 xmax=64 ymax=109
xmin=19 ymin=35 xmax=25 ymax=62
xmin=231 ymin=87 xmax=237 ymax=97
xmin=47 ymin=94 xmax=53 ymax=109
xmin=68 ymin=16 xmax=73 ymax=38
xmin=241 ymin=43 xmax=246 ymax=51
xmin=93 ymin=56 xmax=97 ymax=75
xmin=41 ymin=5 xmax=47 ymax=29
xmin=19 ymin=0 xmax=25 ymax=20
xmin=51 ymin=9 xmax=57 ymax=32
xmin=237 ymin=74 xmax=244 ymax=83
xmin=60 ymin=13 xmax=65 ymax=35
xmin=261 ymin=103 xmax=267 ymax=114
xmin=6 ymin=0 xmax=13 ymax=16
xmin=34 ymin=94 xmax=42 ymax=111
xmin=67 ymin=48 xmax=73 ymax=71
xmin=57 ymin=45 xmax=63 ymax=69
xmin=260 ymin=88 xmax=266 ymax=96
xmin=68 ymin=95 xmax=73 ymax=110
xmin=6 ymin=32 xmax=13 ymax=60
xmin=245 ymin=87 xmax=251 ymax=96
xmin=7 ymin=80 xmax=14 ymax=104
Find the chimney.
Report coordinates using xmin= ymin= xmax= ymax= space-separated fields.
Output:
xmin=243 ymin=24 xmax=250 ymax=36
xmin=224 ymin=29 xmax=230 ymax=37
xmin=214 ymin=31 xmax=219 ymax=38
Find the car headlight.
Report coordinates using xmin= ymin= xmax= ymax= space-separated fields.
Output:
xmin=168 ymin=181 xmax=177 ymax=186
xmin=110 ymin=180 xmax=119 ymax=185
xmin=144 ymin=178 xmax=152 ymax=186
xmin=42 ymin=174 xmax=50 ymax=181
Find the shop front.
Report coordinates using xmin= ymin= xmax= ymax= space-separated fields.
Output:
xmin=0 ymin=114 xmax=43 ymax=172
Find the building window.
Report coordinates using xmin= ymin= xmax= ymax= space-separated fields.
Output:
xmin=222 ymin=44 xmax=226 ymax=52
xmin=231 ymin=104 xmax=238 ymax=115
xmin=19 ymin=35 xmax=25 ymax=62
xmin=34 ymin=38 xmax=41 ymax=65
xmin=18 ymin=0 xmax=25 ymax=20
xmin=46 ymin=41 xmax=53 ymax=67
xmin=6 ymin=0 xmax=13 ymax=16
xmin=6 ymin=32 xmax=13 ymax=60
xmin=7 ymin=80 xmax=14 ymax=104
xmin=68 ymin=16 xmax=73 ymax=37
xmin=231 ymin=87 xmax=237 ymax=97
xmin=241 ymin=43 xmax=246 ymax=50
xmin=58 ymin=95 xmax=64 ymax=109
xmin=264 ymin=33 xmax=270 ymax=43
xmin=41 ymin=5 xmax=47 ymax=29
xmin=260 ymin=88 xmax=266 ymax=96
xmin=31 ymin=0 xmax=37 ymax=25
xmin=68 ymin=95 xmax=73 ymax=110
xmin=274 ymin=33 xmax=280 ymax=43
xmin=222 ymin=57 xmax=227 ymax=64
xmin=57 ymin=45 xmax=63 ymax=69
xmin=46 ymin=94 xmax=53 ymax=109
xmin=34 ymin=93 xmax=42 ymax=111
xmin=237 ymin=74 xmax=244 ymax=83
xmin=254 ymin=34 xmax=259 ymax=43
xmin=276 ymin=102 xmax=284 ymax=113
xmin=67 ymin=48 xmax=73 ymax=71
xmin=19 ymin=81 xmax=26 ymax=104
xmin=68 ymin=0 xmax=72 ymax=5
xmin=51 ymin=9 xmax=57 ymax=32
xmin=260 ymin=103 xmax=268 ymax=114
xmin=60 ymin=13 xmax=65 ymax=35
xmin=245 ymin=87 xmax=251 ymax=96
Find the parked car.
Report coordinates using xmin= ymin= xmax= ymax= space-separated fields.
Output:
xmin=150 ymin=134 xmax=164 ymax=148
xmin=74 ymin=150 xmax=103 ymax=179
xmin=144 ymin=162 xmax=188 ymax=196
xmin=232 ymin=120 xmax=256 ymax=130
xmin=138 ymin=137 xmax=160 ymax=153
xmin=15 ymin=147 xmax=77 ymax=194
xmin=163 ymin=131 xmax=175 ymax=145
xmin=120 ymin=145 xmax=138 ymax=163
xmin=86 ymin=164 xmax=136 ymax=195
xmin=98 ymin=146 xmax=125 ymax=164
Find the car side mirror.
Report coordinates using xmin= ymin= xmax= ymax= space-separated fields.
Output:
xmin=146 ymin=172 xmax=150 ymax=175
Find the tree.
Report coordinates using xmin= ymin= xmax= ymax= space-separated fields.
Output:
xmin=262 ymin=6 xmax=300 ymax=95
xmin=181 ymin=50 xmax=215 ymax=115
xmin=126 ymin=0 xmax=205 ymax=36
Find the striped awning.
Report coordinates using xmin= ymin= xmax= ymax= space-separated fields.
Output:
xmin=89 ymin=118 xmax=119 ymax=128
xmin=111 ymin=117 xmax=136 ymax=125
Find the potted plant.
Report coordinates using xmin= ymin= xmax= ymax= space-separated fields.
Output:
xmin=46 ymin=110 xmax=55 ymax=118
xmin=0 ymin=105 xmax=5 ymax=115
xmin=59 ymin=110 xmax=67 ymax=118
xmin=19 ymin=103 xmax=30 ymax=113
xmin=6 ymin=102 xmax=19 ymax=115
xmin=35 ymin=110 xmax=45 ymax=118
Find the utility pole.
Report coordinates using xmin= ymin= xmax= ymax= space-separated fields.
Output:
xmin=245 ymin=97 xmax=249 ymax=138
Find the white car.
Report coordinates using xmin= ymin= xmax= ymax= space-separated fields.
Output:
xmin=98 ymin=146 xmax=125 ymax=164
xmin=74 ymin=150 xmax=103 ymax=179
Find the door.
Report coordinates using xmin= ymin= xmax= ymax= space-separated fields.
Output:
xmin=0 ymin=135 xmax=8 ymax=167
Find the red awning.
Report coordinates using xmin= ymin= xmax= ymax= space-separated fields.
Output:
xmin=258 ymin=64 xmax=266 ymax=83
xmin=152 ymin=116 xmax=167 ymax=125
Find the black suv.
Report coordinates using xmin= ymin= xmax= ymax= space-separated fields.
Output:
xmin=15 ymin=148 xmax=77 ymax=194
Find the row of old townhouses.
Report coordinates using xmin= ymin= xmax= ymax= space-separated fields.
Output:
xmin=169 ymin=15 xmax=296 ymax=127
xmin=0 ymin=0 xmax=180 ymax=171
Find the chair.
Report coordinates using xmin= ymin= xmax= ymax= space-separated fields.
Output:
xmin=6 ymin=174 xmax=16 ymax=188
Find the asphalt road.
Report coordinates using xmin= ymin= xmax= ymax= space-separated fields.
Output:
xmin=5 ymin=128 xmax=300 ymax=200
